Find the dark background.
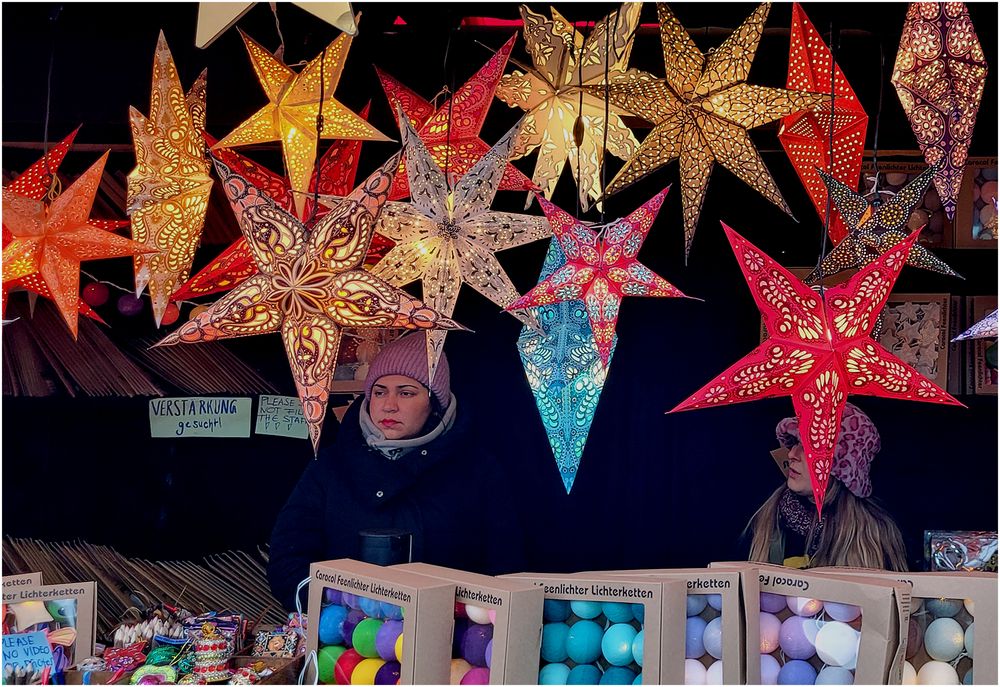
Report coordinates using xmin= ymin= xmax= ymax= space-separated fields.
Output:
xmin=3 ymin=3 xmax=997 ymax=573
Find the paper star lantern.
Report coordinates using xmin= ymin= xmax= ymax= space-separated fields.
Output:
xmin=376 ymin=34 xmax=534 ymax=201
xmin=495 ymin=3 xmax=643 ymax=211
xmin=2 ymin=152 xmax=155 ymax=338
xmin=806 ymin=163 xmax=959 ymax=282
xmin=779 ymin=3 xmax=868 ymax=245
xmin=891 ymin=2 xmax=988 ymax=220
xmin=155 ymin=153 xmax=463 ymax=452
xmin=954 ymin=310 xmax=997 ymax=341
xmin=508 ymin=187 xmax=688 ymax=368
xmin=517 ymin=237 xmax=614 ymax=493
xmin=599 ymin=3 xmax=828 ymax=261
xmin=213 ymin=30 xmax=390 ymax=218
xmin=670 ymin=225 xmax=961 ymax=513
xmin=128 ymin=31 xmax=213 ymax=327
xmin=195 ymin=2 xmax=357 ymax=49
xmin=370 ymin=109 xmax=550 ymax=381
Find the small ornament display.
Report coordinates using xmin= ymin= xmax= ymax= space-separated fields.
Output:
xmin=192 ymin=622 xmax=233 ymax=683
xmin=924 ymin=531 xmax=998 ymax=573
xmin=315 ymin=588 xmax=405 ymax=685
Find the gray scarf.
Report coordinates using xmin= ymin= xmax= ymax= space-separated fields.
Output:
xmin=359 ymin=394 xmax=457 ymax=460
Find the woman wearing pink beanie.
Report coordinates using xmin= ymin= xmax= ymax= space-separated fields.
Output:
xmin=745 ymin=403 xmax=909 ymax=571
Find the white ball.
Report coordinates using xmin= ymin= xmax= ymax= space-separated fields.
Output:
xmin=916 ymin=661 xmax=959 ymax=685
xmin=815 ymin=666 xmax=855 ymax=685
xmin=464 ymin=604 xmax=491 ymax=625
xmin=760 ymin=654 xmax=781 ymax=685
xmin=964 ymin=622 xmax=974 ymax=659
xmin=925 ymin=617 xmax=965 ymax=662
xmin=824 ymin=602 xmax=861 ymax=623
xmin=788 ymin=596 xmax=824 ymax=616
xmin=902 ymin=661 xmax=917 ymax=685
xmin=703 ymin=617 xmax=724 ymax=660
xmin=705 ymin=660 xmax=724 ymax=685
xmin=815 ymin=621 xmax=860 ymax=669
xmin=685 ymin=658 xmax=708 ymax=685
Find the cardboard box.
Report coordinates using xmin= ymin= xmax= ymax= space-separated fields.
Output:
xmin=1 ymin=572 xmax=42 ymax=589
xmin=712 ymin=562 xmax=910 ymax=685
xmin=307 ymin=559 xmax=456 ymax=685
xmin=503 ymin=572 xmax=684 ymax=684
xmin=395 ymin=563 xmax=544 ymax=684
xmin=2 ymin=580 xmax=97 ymax=668
xmin=232 ymin=655 xmax=306 ymax=684
xmin=817 ymin=568 xmax=997 ymax=684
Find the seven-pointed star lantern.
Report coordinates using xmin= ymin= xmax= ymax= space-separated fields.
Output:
xmin=507 ymin=187 xmax=689 ymax=369
xmin=806 ymin=163 xmax=959 ymax=282
xmin=891 ymin=1 xmax=988 ymax=220
xmin=212 ymin=30 xmax=390 ymax=219
xmin=670 ymin=225 xmax=961 ymax=514
xmin=495 ymin=3 xmax=643 ymax=212
xmin=370 ymin=109 xmax=551 ymax=382
xmin=128 ymin=31 xmax=214 ymax=327
xmin=779 ymin=2 xmax=868 ymax=245
xmin=376 ymin=34 xmax=535 ymax=201
xmin=598 ymin=3 xmax=828 ymax=261
xmin=155 ymin=153 xmax=464 ymax=453
xmin=2 ymin=152 xmax=155 ymax=338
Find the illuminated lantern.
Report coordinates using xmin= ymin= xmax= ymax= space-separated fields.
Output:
xmin=953 ymin=310 xmax=997 ymax=341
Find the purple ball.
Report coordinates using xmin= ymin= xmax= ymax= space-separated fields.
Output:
xmin=778 ymin=659 xmax=817 ymax=685
xmin=462 ymin=623 xmax=494 ymax=667
xmin=323 ymin=588 xmax=344 ymax=606
xmin=376 ymin=620 xmax=404 ymax=661
xmin=453 ymin=618 xmax=470 ymax=656
xmin=779 ymin=616 xmax=818 ymax=660
xmin=342 ymin=593 xmax=361 ymax=609
xmin=485 ymin=640 xmax=493 ymax=668
xmin=760 ymin=592 xmax=787 ymax=614
xmin=761 ymin=654 xmax=781 ymax=685
xmin=117 ymin=294 xmax=144 ymax=316
xmin=374 ymin=660 xmax=401 ymax=685
xmin=461 ymin=667 xmax=491 ymax=685
xmin=341 ymin=609 xmax=366 ymax=648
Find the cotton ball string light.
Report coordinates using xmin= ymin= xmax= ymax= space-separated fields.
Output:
xmin=824 ymin=602 xmax=861 ymax=623
xmin=760 ymin=654 xmax=781 ymax=685
xmin=82 ymin=282 xmax=110 ymax=306
xmin=925 ymin=598 xmax=963 ymax=618
xmin=759 ymin=613 xmax=781 ymax=653
xmin=702 ymin=617 xmax=724 ymax=660
xmin=705 ymin=660 xmax=724 ymax=685
xmin=815 ymin=666 xmax=855 ymax=685
xmin=916 ymin=661 xmax=959 ymax=685
xmin=787 ymin=596 xmax=824 ymax=616
xmin=902 ymin=661 xmax=917 ymax=685
xmin=777 ymin=659 xmax=817 ymax=685
xmin=964 ymin=622 xmax=974 ymax=659
xmin=684 ymin=658 xmax=707 ymax=685
xmin=815 ymin=621 xmax=860 ymax=669
xmin=924 ymin=617 xmax=965 ymax=662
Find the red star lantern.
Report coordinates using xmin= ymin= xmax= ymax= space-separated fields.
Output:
xmin=508 ymin=189 xmax=688 ymax=368
xmin=670 ymin=225 xmax=961 ymax=514
xmin=779 ymin=3 xmax=868 ymax=245
xmin=376 ymin=34 xmax=534 ymax=201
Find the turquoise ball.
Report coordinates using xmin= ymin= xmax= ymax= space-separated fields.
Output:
xmin=567 ymin=664 xmax=603 ymax=685
xmin=602 ymin=602 xmax=633 ymax=624
xmin=540 ymin=663 xmax=572 ymax=685
xmin=570 ymin=601 xmax=604 ymax=620
xmin=566 ymin=620 xmax=604 ymax=663
xmin=599 ymin=667 xmax=637 ymax=685
xmin=601 ymin=624 xmax=638 ymax=667
xmin=542 ymin=623 xmax=571 ymax=663
xmin=544 ymin=600 xmax=572 ymax=623
xmin=632 ymin=630 xmax=645 ymax=667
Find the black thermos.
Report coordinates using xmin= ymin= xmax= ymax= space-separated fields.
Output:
xmin=358 ymin=529 xmax=413 ymax=565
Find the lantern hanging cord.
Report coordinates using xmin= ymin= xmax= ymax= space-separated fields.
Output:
xmin=813 ymin=21 xmax=839 ymax=304
xmin=79 ymin=270 xmax=201 ymax=309
xmin=573 ymin=22 xmax=591 ymax=220
xmin=868 ymin=40 xmax=886 ymax=200
xmin=600 ymin=9 xmax=622 ymax=224
xmin=306 ymin=46 xmax=329 ymax=227
xmin=442 ymin=20 xmax=457 ymax=190
xmin=42 ymin=5 xmax=64 ymax=201
xmin=269 ymin=2 xmax=288 ymax=62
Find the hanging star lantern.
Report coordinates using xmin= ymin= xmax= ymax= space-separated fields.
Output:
xmin=376 ymin=34 xmax=534 ymax=201
xmin=507 ymin=187 xmax=688 ymax=368
xmin=128 ymin=31 xmax=213 ymax=327
xmin=806 ymin=163 xmax=959 ymax=282
xmin=370 ymin=109 xmax=550 ymax=381
xmin=155 ymin=153 xmax=464 ymax=452
xmin=954 ymin=310 xmax=997 ymax=341
xmin=517 ymin=238 xmax=615 ymax=493
xmin=670 ymin=225 xmax=961 ymax=513
xmin=778 ymin=3 xmax=868 ymax=245
xmin=213 ymin=29 xmax=390 ymax=218
xmin=195 ymin=2 xmax=358 ymax=48
xmin=495 ymin=3 xmax=643 ymax=211
xmin=599 ymin=3 xmax=828 ymax=261
xmin=891 ymin=2 xmax=987 ymax=220
xmin=2 ymin=152 xmax=155 ymax=338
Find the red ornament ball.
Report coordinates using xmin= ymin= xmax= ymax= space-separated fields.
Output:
xmin=117 ymin=294 xmax=144 ymax=316
xmin=160 ymin=303 xmax=180 ymax=326
xmin=82 ymin=282 xmax=109 ymax=307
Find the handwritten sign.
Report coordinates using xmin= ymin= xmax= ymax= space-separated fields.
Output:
xmin=149 ymin=397 xmax=251 ymax=438
xmin=255 ymin=395 xmax=309 ymax=439
xmin=2 ymin=632 xmax=55 ymax=671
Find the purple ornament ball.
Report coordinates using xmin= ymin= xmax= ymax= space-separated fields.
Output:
xmin=324 ymin=588 xmax=344 ymax=606
xmin=485 ymin=639 xmax=493 ymax=668
xmin=760 ymin=593 xmax=787 ymax=614
xmin=779 ymin=616 xmax=818 ymax=660
xmin=461 ymin=624 xmax=494 ymax=667
xmin=342 ymin=608 xmax=366 ymax=648
xmin=453 ymin=618 xmax=470 ymax=656
xmin=117 ymin=294 xmax=144 ymax=316
xmin=376 ymin=620 xmax=404 ymax=661
xmin=374 ymin=660 xmax=401 ymax=685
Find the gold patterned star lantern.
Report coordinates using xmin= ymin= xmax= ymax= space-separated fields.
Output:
xmin=213 ymin=30 xmax=390 ymax=218
xmin=128 ymin=31 xmax=214 ymax=327
xmin=195 ymin=3 xmax=357 ymax=49
xmin=495 ymin=3 xmax=643 ymax=212
xmin=370 ymin=108 xmax=551 ymax=382
xmin=599 ymin=3 xmax=828 ymax=261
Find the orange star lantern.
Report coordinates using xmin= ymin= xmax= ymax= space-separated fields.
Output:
xmin=2 ymin=152 xmax=155 ymax=338
xmin=779 ymin=3 xmax=868 ymax=245
xmin=670 ymin=225 xmax=961 ymax=513
xmin=213 ymin=30 xmax=390 ymax=218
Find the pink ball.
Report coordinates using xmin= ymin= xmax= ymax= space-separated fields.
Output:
xmin=460 ymin=667 xmax=490 ymax=685
xmin=82 ymin=282 xmax=109 ymax=307
xmin=760 ymin=612 xmax=781 ymax=653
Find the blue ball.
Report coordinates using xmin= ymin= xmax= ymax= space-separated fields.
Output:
xmin=703 ymin=617 xmax=724 ymax=660
xmin=963 ymin=668 xmax=974 ymax=685
xmin=631 ymin=604 xmax=645 ymax=623
xmin=778 ymin=660 xmax=818 ymax=685
xmin=567 ymin=664 xmax=603 ymax=685
xmin=707 ymin=594 xmax=723 ymax=611
xmin=542 ymin=623 xmax=571 ymax=663
xmin=540 ymin=663 xmax=572 ymax=685
xmin=318 ymin=604 xmax=347 ymax=645
xmin=359 ymin=596 xmax=382 ymax=619
xmin=602 ymin=602 xmax=633 ymax=623
xmin=380 ymin=602 xmax=403 ymax=620
xmin=686 ymin=594 xmax=708 ymax=617
xmin=544 ymin=600 xmax=572 ymax=623
xmin=566 ymin=620 xmax=604 ymax=663
xmin=600 ymin=667 xmax=637 ymax=685
xmin=925 ymin=598 xmax=963 ymax=618
xmin=601 ymin=623 xmax=638 ymax=667
xmin=685 ymin=616 xmax=707 ymax=659
xmin=571 ymin=601 xmax=604 ymax=620
xmin=632 ymin=675 xmax=642 ymax=686
xmin=814 ymin=666 xmax=855 ymax=685
xmin=632 ymin=630 xmax=645 ymax=667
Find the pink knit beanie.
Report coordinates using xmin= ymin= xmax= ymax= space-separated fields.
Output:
xmin=363 ymin=332 xmax=451 ymax=410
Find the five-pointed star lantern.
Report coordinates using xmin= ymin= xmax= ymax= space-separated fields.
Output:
xmin=376 ymin=34 xmax=534 ymax=201
xmin=779 ymin=3 xmax=868 ymax=245
xmin=507 ymin=187 xmax=688 ymax=369
xmin=806 ymin=163 xmax=959 ymax=282
xmin=495 ymin=3 xmax=643 ymax=212
xmin=370 ymin=109 xmax=551 ymax=382
xmin=128 ymin=31 xmax=214 ymax=327
xmin=891 ymin=1 xmax=988 ymax=220
xmin=517 ymin=238 xmax=615 ymax=493
xmin=2 ymin=128 xmax=126 ymax=324
xmin=670 ymin=225 xmax=961 ymax=514
xmin=195 ymin=2 xmax=358 ymax=49
xmin=954 ymin=310 xmax=998 ymax=341
xmin=598 ymin=3 xmax=828 ymax=261
xmin=2 ymin=152 xmax=155 ymax=339
xmin=213 ymin=30 xmax=390 ymax=219
xmin=155 ymin=153 xmax=463 ymax=453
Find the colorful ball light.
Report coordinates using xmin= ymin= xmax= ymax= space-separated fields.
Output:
xmin=760 ymin=654 xmax=781 ymax=685
xmin=687 ymin=594 xmax=708 ymax=617
xmin=451 ymin=658 xmax=472 ymax=684
xmin=117 ymin=293 xmax=144 ymax=316
xmin=824 ymin=602 xmax=861 ymax=623
xmin=703 ymin=617 xmax=724 ymax=660
xmin=567 ymin=664 xmax=602 ymax=685
xmin=320 ymin=604 xmax=348 ymax=645
xmin=373 ymin=661 xmax=400 ymax=686
xmin=541 ymin=623 xmax=570 ymax=663
xmin=916 ymin=661 xmax=959 ymax=685
xmin=570 ymin=601 xmax=603 ymax=620
xmin=375 ymin=620 xmax=403 ymax=661
xmin=600 ymin=667 xmax=636 ymax=685
xmin=566 ymin=620 xmax=603 ymax=664
xmin=760 ymin=593 xmax=787 ymax=614
xmin=334 ymin=648 xmax=364 ymax=685
xmin=815 ymin=622 xmax=860 ymax=669
xmin=318 ymin=645 xmax=346 ymax=683
xmin=925 ymin=599 xmax=963 ymax=618
xmin=544 ymin=600 xmax=571 ymax=622
xmin=777 ymin=659 xmax=817 ymax=685
xmin=82 ymin=282 xmax=109 ymax=307
xmin=602 ymin=602 xmax=633 ymax=623
xmin=351 ymin=658 xmax=385 ymax=685
xmin=160 ymin=302 xmax=180 ymax=325
xmin=902 ymin=661 xmax=917 ymax=685
xmin=686 ymin=616 xmax=707 ymax=659
xmin=462 ymin=623 xmax=493 ymax=667
xmin=601 ymin=623 xmax=638 ymax=667
xmin=684 ymin=658 xmax=707 ymax=685
xmin=924 ymin=617 xmax=964 ymax=662
xmin=461 ymin=668 xmax=490 ymax=685
xmin=787 ymin=597 xmax=824 ymax=617
xmin=706 ymin=660 xmax=724 ymax=685
xmin=814 ymin=666 xmax=854 ymax=685
xmin=760 ymin=612 xmax=781 ymax=653
xmin=540 ymin=662 xmax=571 ymax=685
xmin=779 ymin=615 xmax=819 ymax=660
xmin=632 ymin=630 xmax=644 ymax=667
xmin=465 ymin=604 xmax=491 ymax=625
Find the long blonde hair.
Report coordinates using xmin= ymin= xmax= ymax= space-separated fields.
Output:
xmin=747 ymin=478 xmax=909 ymax=571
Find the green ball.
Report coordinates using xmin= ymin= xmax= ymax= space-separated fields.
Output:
xmin=319 ymin=645 xmax=346 ymax=683
xmin=352 ymin=618 xmax=385 ymax=658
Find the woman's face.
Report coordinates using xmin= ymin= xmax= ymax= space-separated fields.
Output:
xmin=786 ymin=442 xmax=814 ymax=499
xmin=369 ymin=374 xmax=433 ymax=440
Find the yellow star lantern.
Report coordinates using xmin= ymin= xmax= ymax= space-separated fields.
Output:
xmin=128 ymin=31 xmax=214 ymax=327
xmin=495 ymin=3 xmax=643 ymax=212
xmin=599 ymin=3 xmax=828 ymax=261
xmin=2 ymin=153 xmax=155 ymax=338
xmin=213 ymin=30 xmax=390 ymax=218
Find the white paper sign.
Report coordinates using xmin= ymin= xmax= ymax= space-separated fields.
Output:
xmin=149 ymin=397 xmax=251 ymax=438
xmin=255 ymin=395 xmax=309 ymax=439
